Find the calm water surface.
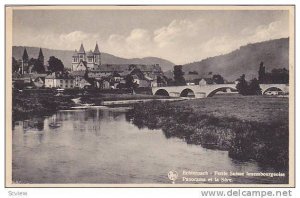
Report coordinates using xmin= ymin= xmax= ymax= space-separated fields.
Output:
xmin=12 ymin=108 xmax=288 ymax=184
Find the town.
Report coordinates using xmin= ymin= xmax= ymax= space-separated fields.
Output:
xmin=12 ymin=43 xmax=168 ymax=92
xmin=12 ymin=43 xmax=289 ymax=99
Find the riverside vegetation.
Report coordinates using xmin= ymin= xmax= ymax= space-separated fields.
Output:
xmin=127 ymin=95 xmax=289 ymax=170
xmin=12 ymin=91 xmax=75 ymax=121
xmin=13 ymin=90 xmax=289 ymax=170
xmin=12 ymin=89 xmax=168 ymax=121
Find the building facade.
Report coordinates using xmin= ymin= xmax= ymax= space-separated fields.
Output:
xmin=72 ymin=43 xmax=101 ymax=71
xmin=45 ymin=73 xmax=75 ymax=89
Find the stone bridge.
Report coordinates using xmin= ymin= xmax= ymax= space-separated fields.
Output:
xmin=152 ymin=84 xmax=289 ymax=98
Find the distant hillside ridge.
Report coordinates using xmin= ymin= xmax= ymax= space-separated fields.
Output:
xmin=165 ymin=38 xmax=289 ymax=81
xmin=12 ymin=46 xmax=175 ymax=72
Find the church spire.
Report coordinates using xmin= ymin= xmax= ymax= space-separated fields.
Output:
xmin=38 ymin=48 xmax=44 ymax=58
xmin=78 ymin=43 xmax=85 ymax=54
xmin=94 ymin=42 xmax=100 ymax=54
xmin=22 ymin=48 xmax=28 ymax=62
xmin=38 ymin=48 xmax=44 ymax=65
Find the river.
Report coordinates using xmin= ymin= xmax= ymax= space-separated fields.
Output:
xmin=12 ymin=107 xmax=288 ymax=184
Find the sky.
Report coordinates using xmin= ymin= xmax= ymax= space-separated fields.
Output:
xmin=12 ymin=9 xmax=290 ymax=65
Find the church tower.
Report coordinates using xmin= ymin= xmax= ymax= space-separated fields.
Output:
xmin=86 ymin=50 xmax=94 ymax=69
xmin=38 ymin=48 xmax=44 ymax=66
xmin=78 ymin=43 xmax=86 ymax=62
xmin=72 ymin=49 xmax=79 ymax=71
xmin=93 ymin=43 xmax=101 ymax=66
xmin=21 ymin=48 xmax=29 ymax=74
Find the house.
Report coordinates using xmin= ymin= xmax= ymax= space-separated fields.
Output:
xmin=111 ymin=72 xmax=122 ymax=82
xmin=184 ymin=73 xmax=201 ymax=86
xmin=33 ymin=77 xmax=44 ymax=88
xmin=45 ymin=72 xmax=75 ymax=89
xmin=95 ymin=79 xmax=110 ymax=90
xmin=198 ymin=78 xmax=216 ymax=85
xmin=131 ymin=74 xmax=151 ymax=88
xmin=88 ymin=71 xmax=110 ymax=79
xmin=70 ymin=71 xmax=91 ymax=89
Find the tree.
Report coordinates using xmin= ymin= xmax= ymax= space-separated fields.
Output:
xmin=32 ymin=59 xmax=45 ymax=73
xmin=212 ymin=74 xmax=225 ymax=84
xmin=270 ymin=68 xmax=289 ymax=84
xmin=258 ymin=62 xmax=265 ymax=83
xmin=48 ymin=56 xmax=64 ymax=72
xmin=173 ymin=65 xmax=186 ymax=86
xmin=236 ymin=75 xmax=262 ymax=95
xmin=236 ymin=74 xmax=248 ymax=95
xmin=248 ymin=78 xmax=262 ymax=95
xmin=125 ymin=75 xmax=137 ymax=90
xmin=12 ymin=57 xmax=20 ymax=73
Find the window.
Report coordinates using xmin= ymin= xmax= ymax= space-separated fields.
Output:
xmin=66 ymin=85 xmax=68 ymax=88
xmin=60 ymin=80 xmax=63 ymax=83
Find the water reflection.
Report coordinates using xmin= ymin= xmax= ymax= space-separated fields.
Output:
xmin=23 ymin=118 xmax=45 ymax=131
xmin=12 ymin=108 xmax=288 ymax=184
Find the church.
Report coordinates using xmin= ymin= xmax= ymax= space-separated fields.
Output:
xmin=72 ymin=43 xmax=101 ymax=71
xmin=20 ymin=47 xmax=45 ymax=74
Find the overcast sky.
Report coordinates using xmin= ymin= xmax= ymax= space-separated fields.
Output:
xmin=12 ymin=9 xmax=289 ymax=64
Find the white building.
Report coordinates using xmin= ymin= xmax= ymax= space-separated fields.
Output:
xmin=45 ymin=73 xmax=75 ymax=89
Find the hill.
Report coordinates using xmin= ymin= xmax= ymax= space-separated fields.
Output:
xmin=165 ymin=38 xmax=289 ymax=81
xmin=12 ymin=46 xmax=175 ymax=72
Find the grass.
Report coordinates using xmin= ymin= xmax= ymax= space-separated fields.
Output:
xmin=127 ymin=95 xmax=289 ymax=170
xmin=174 ymin=94 xmax=288 ymax=123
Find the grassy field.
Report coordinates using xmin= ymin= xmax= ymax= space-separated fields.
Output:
xmin=174 ymin=94 xmax=289 ymax=123
xmin=128 ymin=95 xmax=289 ymax=170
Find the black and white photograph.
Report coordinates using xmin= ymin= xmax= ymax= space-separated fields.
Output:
xmin=5 ymin=5 xmax=295 ymax=187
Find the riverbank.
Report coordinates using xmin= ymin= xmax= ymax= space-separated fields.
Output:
xmin=12 ymin=92 xmax=75 ymax=121
xmin=80 ymin=93 xmax=169 ymax=106
xmin=12 ymin=91 xmax=170 ymax=121
xmin=127 ymin=95 xmax=289 ymax=170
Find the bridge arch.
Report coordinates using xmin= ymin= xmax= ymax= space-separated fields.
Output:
xmin=180 ymin=88 xmax=195 ymax=98
xmin=207 ymin=87 xmax=237 ymax=97
xmin=154 ymin=89 xmax=170 ymax=96
xmin=262 ymin=87 xmax=284 ymax=95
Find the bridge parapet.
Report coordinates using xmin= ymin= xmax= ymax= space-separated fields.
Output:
xmin=152 ymin=83 xmax=289 ymax=98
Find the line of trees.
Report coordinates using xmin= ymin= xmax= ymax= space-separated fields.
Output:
xmin=236 ymin=74 xmax=261 ymax=95
xmin=258 ymin=62 xmax=289 ymax=84
xmin=12 ymin=56 xmax=65 ymax=74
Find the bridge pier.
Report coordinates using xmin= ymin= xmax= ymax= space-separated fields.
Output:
xmin=195 ymin=92 xmax=206 ymax=98
xmin=169 ymin=92 xmax=181 ymax=97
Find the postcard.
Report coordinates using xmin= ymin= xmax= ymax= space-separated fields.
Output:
xmin=5 ymin=5 xmax=295 ymax=187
